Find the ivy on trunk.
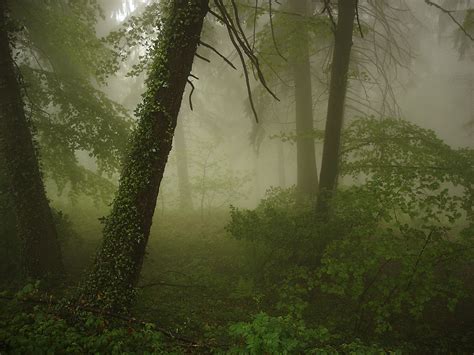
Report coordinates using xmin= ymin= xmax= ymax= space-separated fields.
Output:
xmin=80 ymin=0 xmax=209 ymax=312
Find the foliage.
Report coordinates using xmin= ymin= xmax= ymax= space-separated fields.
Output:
xmin=228 ymin=312 xmax=330 ymax=354
xmin=227 ymin=117 xmax=474 ymax=350
xmin=227 ymin=312 xmax=399 ymax=354
xmin=0 ymin=285 xmax=164 ymax=354
xmin=8 ymin=0 xmax=131 ymax=200
xmin=227 ymin=187 xmax=317 ymax=274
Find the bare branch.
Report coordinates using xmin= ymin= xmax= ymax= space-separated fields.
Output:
xmin=195 ymin=52 xmax=211 ymax=62
xmin=425 ymin=0 xmax=474 ymax=41
xmin=321 ymin=0 xmax=336 ymax=31
xmin=199 ymin=40 xmax=237 ymax=69
xmin=269 ymin=0 xmax=287 ymax=61
xmin=186 ymin=79 xmax=195 ymax=111
xmin=355 ymin=0 xmax=364 ymax=38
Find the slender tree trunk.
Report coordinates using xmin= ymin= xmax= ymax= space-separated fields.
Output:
xmin=80 ymin=0 xmax=208 ymax=312
xmin=277 ymin=138 xmax=286 ymax=188
xmin=290 ymin=0 xmax=319 ymax=197
xmin=174 ymin=116 xmax=193 ymax=210
xmin=0 ymin=1 xmax=63 ymax=279
xmin=317 ymin=0 xmax=357 ymax=216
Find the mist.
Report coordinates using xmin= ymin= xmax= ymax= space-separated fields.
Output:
xmin=0 ymin=0 xmax=473 ymax=352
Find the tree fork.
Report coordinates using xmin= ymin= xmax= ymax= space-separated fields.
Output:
xmin=79 ymin=0 xmax=209 ymax=312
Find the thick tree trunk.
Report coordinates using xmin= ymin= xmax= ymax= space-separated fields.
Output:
xmin=174 ymin=116 xmax=193 ymax=210
xmin=80 ymin=0 xmax=208 ymax=312
xmin=0 ymin=1 xmax=63 ymax=279
xmin=317 ymin=0 xmax=357 ymax=215
xmin=291 ymin=0 xmax=319 ymax=198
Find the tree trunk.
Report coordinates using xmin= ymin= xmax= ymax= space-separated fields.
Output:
xmin=317 ymin=0 xmax=357 ymax=216
xmin=0 ymin=1 xmax=63 ymax=279
xmin=291 ymin=0 xmax=319 ymax=198
xmin=80 ymin=0 xmax=208 ymax=312
xmin=277 ymin=138 xmax=286 ymax=188
xmin=174 ymin=116 xmax=193 ymax=210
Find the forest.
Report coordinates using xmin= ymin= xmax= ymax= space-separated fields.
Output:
xmin=0 ymin=0 xmax=473 ymax=353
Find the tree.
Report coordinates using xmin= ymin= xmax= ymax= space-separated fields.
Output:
xmin=174 ymin=113 xmax=194 ymax=210
xmin=80 ymin=0 xmax=209 ymax=312
xmin=290 ymin=0 xmax=319 ymax=197
xmin=0 ymin=0 xmax=63 ymax=278
xmin=11 ymin=0 xmax=130 ymax=201
xmin=317 ymin=0 xmax=357 ymax=215
xmin=250 ymin=1 xmax=330 ymax=197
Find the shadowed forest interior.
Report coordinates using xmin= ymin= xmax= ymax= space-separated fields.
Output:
xmin=0 ymin=0 xmax=473 ymax=353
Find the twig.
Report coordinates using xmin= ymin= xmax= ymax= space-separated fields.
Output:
xmin=268 ymin=0 xmax=287 ymax=61
xmin=194 ymin=52 xmax=210 ymax=63
xmin=252 ymin=0 xmax=258 ymax=49
xmin=321 ymin=0 xmax=336 ymax=32
xmin=199 ymin=40 xmax=237 ymax=69
xmin=425 ymin=0 xmax=474 ymax=41
xmin=405 ymin=230 xmax=433 ymax=290
xmin=186 ymin=79 xmax=195 ymax=111
xmin=138 ymin=281 xmax=206 ymax=289
xmin=355 ymin=0 xmax=364 ymax=38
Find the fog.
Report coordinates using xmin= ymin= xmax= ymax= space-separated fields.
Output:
xmin=0 ymin=0 xmax=473 ymax=352
xmin=90 ymin=0 xmax=473 ymax=210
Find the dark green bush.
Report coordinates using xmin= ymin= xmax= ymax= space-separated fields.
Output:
xmin=0 ymin=284 xmax=164 ymax=354
xmin=226 ymin=118 xmax=474 ymax=351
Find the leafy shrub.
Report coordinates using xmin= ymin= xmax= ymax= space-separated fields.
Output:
xmin=0 ymin=285 xmax=164 ymax=354
xmin=228 ymin=312 xmax=330 ymax=354
xmin=228 ymin=312 xmax=399 ymax=354
xmin=226 ymin=117 xmax=474 ymax=350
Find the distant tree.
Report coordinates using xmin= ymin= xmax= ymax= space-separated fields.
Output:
xmin=0 ymin=1 xmax=62 ymax=278
xmin=251 ymin=0 xmax=332 ymax=197
xmin=290 ymin=0 xmax=319 ymax=197
xmin=175 ymin=113 xmax=194 ymax=211
xmin=317 ymin=0 xmax=357 ymax=216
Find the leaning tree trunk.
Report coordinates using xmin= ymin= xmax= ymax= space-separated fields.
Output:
xmin=290 ymin=0 xmax=319 ymax=198
xmin=0 ymin=1 xmax=63 ymax=279
xmin=174 ymin=115 xmax=193 ymax=210
xmin=316 ymin=0 xmax=356 ymax=216
xmin=80 ymin=0 xmax=208 ymax=312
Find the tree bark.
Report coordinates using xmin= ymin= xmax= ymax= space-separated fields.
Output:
xmin=317 ymin=0 xmax=357 ymax=216
xmin=174 ymin=116 xmax=193 ymax=210
xmin=80 ymin=0 xmax=208 ymax=312
xmin=290 ymin=0 xmax=319 ymax=198
xmin=0 ymin=1 xmax=63 ymax=279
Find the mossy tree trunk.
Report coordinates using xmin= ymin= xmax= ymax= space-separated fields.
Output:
xmin=0 ymin=1 xmax=63 ymax=279
xmin=80 ymin=0 xmax=208 ymax=312
xmin=316 ymin=0 xmax=357 ymax=216
xmin=291 ymin=0 xmax=319 ymax=198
